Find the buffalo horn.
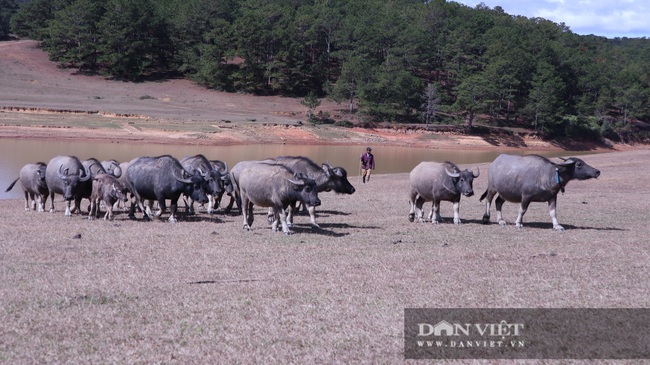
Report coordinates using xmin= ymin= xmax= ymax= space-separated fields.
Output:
xmin=287 ymin=178 xmax=305 ymax=186
xmin=173 ymin=170 xmax=193 ymax=184
xmin=445 ymin=168 xmax=460 ymax=178
xmin=112 ymin=164 xmax=122 ymax=178
xmin=79 ymin=167 xmax=92 ymax=181
xmin=472 ymin=166 xmax=480 ymax=178
xmin=57 ymin=165 xmax=68 ymax=179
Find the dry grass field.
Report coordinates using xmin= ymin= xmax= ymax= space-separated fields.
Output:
xmin=1 ymin=150 xmax=648 ymax=364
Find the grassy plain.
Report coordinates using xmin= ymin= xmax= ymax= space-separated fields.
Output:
xmin=1 ymin=150 xmax=648 ymax=363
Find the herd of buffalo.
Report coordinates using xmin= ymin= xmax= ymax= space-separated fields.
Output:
xmin=5 ymin=153 xmax=600 ymax=233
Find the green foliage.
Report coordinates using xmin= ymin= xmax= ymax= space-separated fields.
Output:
xmin=0 ymin=0 xmax=19 ymax=40
xmin=43 ymin=0 xmax=104 ymax=70
xmin=7 ymin=0 xmax=650 ymax=141
xmin=10 ymin=0 xmax=54 ymax=39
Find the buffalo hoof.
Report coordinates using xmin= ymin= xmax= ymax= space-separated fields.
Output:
xmin=553 ymin=225 xmax=565 ymax=232
xmin=283 ymin=230 xmax=293 ymax=235
xmin=515 ymin=223 xmax=524 ymax=229
xmin=142 ymin=215 xmax=151 ymax=222
xmin=408 ymin=213 xmax=414 ymax=222
xmin=311 ymin=223 xmax=321 ymax=230
xmin=481 ymin=215 xmax=490 ymax=224
xmin=128 ymin=214 xmax=136 ymax=220
xmin=454 ymin=219 xmax=462 ymax=225
xmin=498 ymin=220 xmax=507 ymax=227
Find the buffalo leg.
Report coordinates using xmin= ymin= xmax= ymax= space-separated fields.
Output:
xmin=495 ymin=196 xmax=506 ymax=226
xmin=547 ymin=196 xmax=564 ymax=231
xmin=514 ymin=199 xmax=531 ymax=228
xmin=64 ymin=200 xmax=73 ymax=216
xmin=23 ymin=191 xmax=30 ymax=211
xmin=431 ymin=200 xmax=442 ymax=224
xmin=154 ymin=199 xmax=165 ymax=218
xmin=452 ymin=200 xmax=461 ymax=224
xmin=408 ymin=190 xmax=418 ymax=222
xmin=39 ymin=194 xmax=47 ymax=212
xmin=482 ymin=190 xmax=496 ymax=224
xmin=276 ymin=206 xmax=292 ymax=235
xmin=167 ymin=199 xmax=178 ymax=223
xmin=88 ymin=198 xmax=97 ymax=220
xmin=307 ymin=205 xmax=320 ymax=229
xmin=241 ymin=194 xmax=253 ymax=230
xmin=267 ymin=207 xmax=276 ymax=225
xmin=104 ymin=199 xmax=114 ymax=220
xmin=48 ymin=192 xmax=56 ymax=213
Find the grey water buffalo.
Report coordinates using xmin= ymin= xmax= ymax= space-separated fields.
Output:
xmin=88 ymin=173 xmax=129 ymax=220
xmin=408 ymin=161 xmax=479 ymax=224
xmin=480 ymin=154 xmax=600 ymax=231
xmin=233 ymin=160 xmax=321 ymax=234
xmin=45 ymin=155 xmax=91 ymax=216
xmin=209 ymin=159 xmax=233 ymax=211
xmin=180 ymin=154 xmax=227 ymax=214
xmin=271 ymin=156 xmax=356 ymax=228
xmin=5 ymin=162 xmax=49 ymax=212
xmin=101 ymin=159 xmax=123 ymax=178
xmin=126 ymin=155 xmax=210 ymax=222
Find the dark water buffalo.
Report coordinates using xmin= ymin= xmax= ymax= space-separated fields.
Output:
xmin=480 ymin=154 xmax=600 ymax=231
xmin=73 ymin=158 xmax=111 ymax=212
xmin=180 ymin=154 xmax=227 ymax=214
xmin=209 ymin=159 xmax=232 ymax=211
xmin=408 ymin=161 xmax=479 ymax=224
xmin=233 ymin=161 xmax=321 ymax=234
xmin=5 ymin=162 xmax=49 ymax=212
xmin=45 ymin=155 xmax=91 ymax=216
xmin=88 ymin=174 xmax=129 ymax=221
xmin=101 ymin=159 xmax=123 ymax=178
xmin=126 ymin=155 xmax=210 ymax=222
xmin=272 ymin=156 xmax=355 ymax=228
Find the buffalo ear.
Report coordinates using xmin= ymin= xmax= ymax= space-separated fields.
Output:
xmin=321 ymin=163 xmax=333 ymax=177
xmin=471 ymin=166 xmax=480 ymax=178
xmin=557 ymin=159 xmax=576 ymax=167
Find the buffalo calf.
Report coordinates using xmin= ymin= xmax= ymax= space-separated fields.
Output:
xmin=88 ymin=174 xmax=129 ymax=221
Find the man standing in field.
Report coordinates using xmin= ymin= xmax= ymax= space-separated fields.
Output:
xmin=360 ymin=147 xmax=375 ymax=183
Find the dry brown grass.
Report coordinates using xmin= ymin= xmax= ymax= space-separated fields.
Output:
xmin=1 ymin=150 xmax=649 ymax=363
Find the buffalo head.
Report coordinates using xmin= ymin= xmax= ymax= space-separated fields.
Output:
xmin=445 ymin=166 xmax=480 ymax=197
xmin=288 ymin=172 xmax=321 ymax=207
xmin=558 ymin=157 xmax=600 ymax=181
xmin=57 ymin=165 xmax=91 ymax=200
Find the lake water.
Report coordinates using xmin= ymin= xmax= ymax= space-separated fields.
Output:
xmin=0 ymin=138 xmax=589 ymax=199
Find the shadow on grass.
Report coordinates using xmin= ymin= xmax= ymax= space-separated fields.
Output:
xmin=482 ymin=221 xmax=627 ymax=231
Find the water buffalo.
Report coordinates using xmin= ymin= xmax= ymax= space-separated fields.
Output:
xmin=126 ymin=155 xmax=210 ymax=222
xmin=45 ymin=155 xmax=91 ymax=216
xmin=180 ymin=154 xmax=227 ymax=214
xmin=234 ymin=161 xmax=321 ymax=234
xmin=5 ymin=162 xmax=49 ymax=212
xmin=209 ymin=159 xmax=233 ymax=212
xmin=480 ymin=154 xmax=600 ymax=231
xmin=101 ymin=159 xmax=123 ymax=178
xmin=88 ymin=173 xmax=129 ymax=221
xmin=270 ymin=156 xmax=356 ymax=228
xmin=408 ymin=161 xmax=479 ymax=224
xmin=72 ymin=158 xmax=112 ymax=212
